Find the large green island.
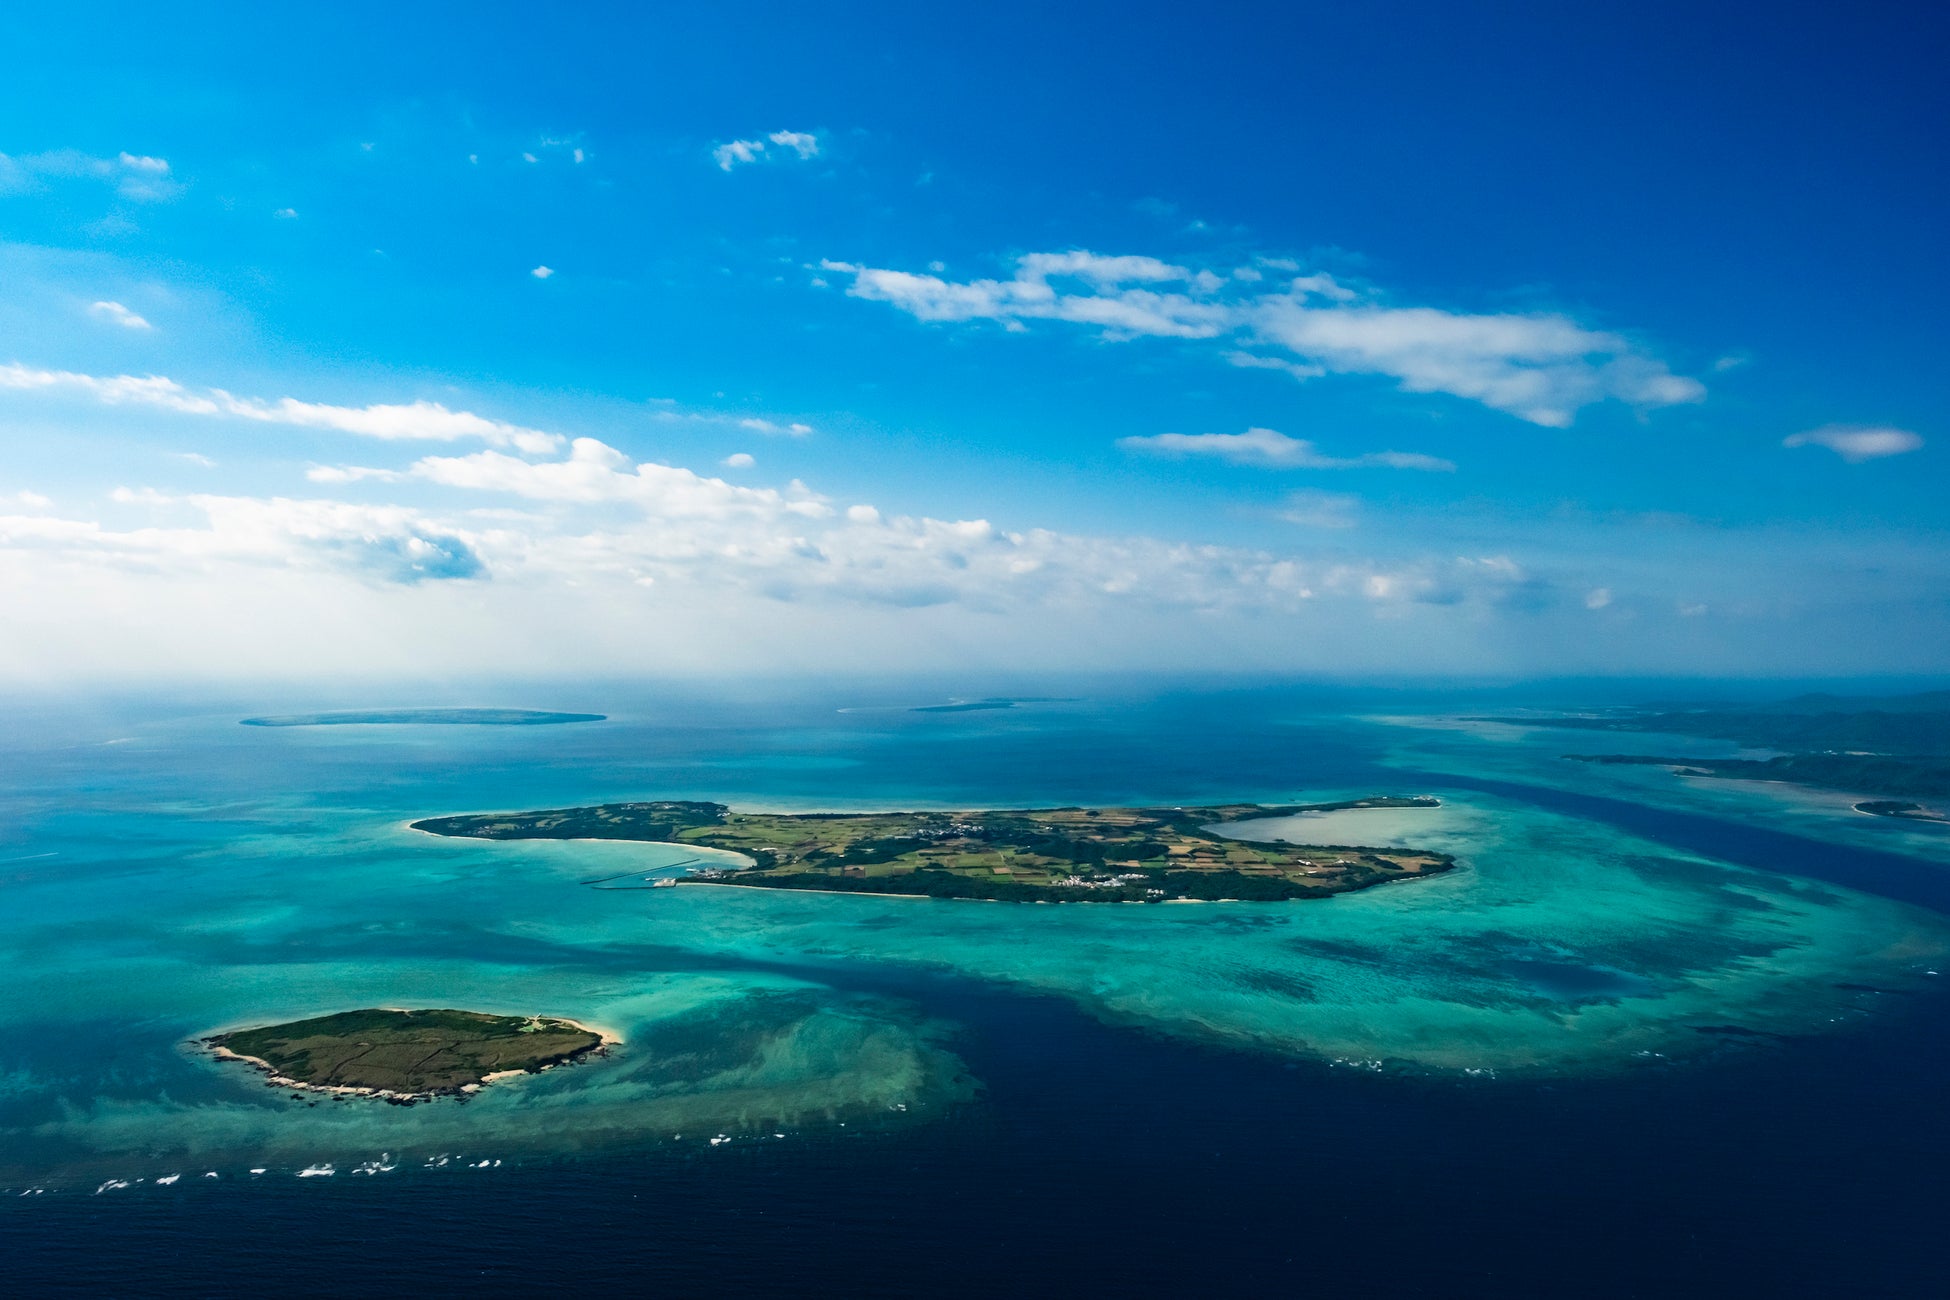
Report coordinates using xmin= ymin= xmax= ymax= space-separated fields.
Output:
xmin=412 ymin=795 xmax=1456 ymax=902
xmin=206 ymin=1009 xmax=609 ymax=1101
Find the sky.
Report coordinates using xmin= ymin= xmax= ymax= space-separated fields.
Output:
xmin=0 ymin=1 xmax=1944 ymax=683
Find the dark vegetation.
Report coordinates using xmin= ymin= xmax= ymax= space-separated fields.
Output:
xmin=415 ymin=800 xmax=729 ymax=842
xmin=710 ymin=860 xmax=1431 ymax=902
xmin=209 ymin=1008 xmax=604 ymax=1096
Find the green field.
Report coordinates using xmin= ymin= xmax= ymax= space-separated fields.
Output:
xmin=413 ymin=796 xmax=1455 ymax=902
xmin=210 ymin=1008 xmax=604 ymax=1095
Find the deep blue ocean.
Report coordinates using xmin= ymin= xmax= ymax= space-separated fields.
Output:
xmin=3 ymin=680 xmax=1947 ymax=1297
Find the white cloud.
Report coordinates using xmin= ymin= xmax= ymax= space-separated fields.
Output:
xmin=89 ymin=300 xmax=151 ymax=330
xmin=0 ymin=149 xmax=181 ymax=201
xmin=531 ymin=265 xmax=555 ymax=279
xmin=531 ymin=136 xmax=588 ymax=167
xmin=223 ymin=396 xmax=563 ymax=454
xmin=0 ymin=363 xmax=218 ymax=414
xmin=1118 ymin=426 xmax=1454 ymax=471
xmin=712 ymin=140 xmax=763 ymax=171
xmin=723 ymin=452 xmax=755 ymax=468
xmin=713 ymin=130 xmax=822 ymax=171
xmin=824 ymin=252 xmax=1230 ymax=339
xmin=1225 ymin=350 xmax=1325 ymax=381
xmin=1783 ymin=424 xmax=1923 ymax=463
xmin=0 ymin=364 xmax=566 ymax=455
xmin=305 ymin=464 xmax=401 ymax=484
xmin=767 ymin=130 xmax=820 ymax=159
xmin=738 ymin=417 xmax=814 ymax=436
xmin=273 ymin=207 xmax=299 ymax=219
xmin=13 ymin=490 xmax=52 ymax=510
xmin=401 ymin=439 xmax=831 ymax=519
xmin=1584 ymin=587 xmax=1613 ymax=609
xmin=824 ymin=250 xmax=1705 ymax=426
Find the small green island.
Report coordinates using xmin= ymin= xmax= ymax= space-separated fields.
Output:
xmin=205 ymin=1009 xmax=609 ymax=1101
xmin=412 ymin=795 xmax=1455 ymax=902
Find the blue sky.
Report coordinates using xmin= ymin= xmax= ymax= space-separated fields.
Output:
xmin=0 ymin=2 xmax=1943 ymax=681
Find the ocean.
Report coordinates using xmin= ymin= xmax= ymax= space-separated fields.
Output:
xmin=3 ymin=680 xmax=1947 ymax=1296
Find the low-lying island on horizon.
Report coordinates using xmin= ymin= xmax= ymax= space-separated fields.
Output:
xmin=241 ymin=708 xmax=606 ymax=727
xmin=413 ymin=795 xmax=1455 ymax=902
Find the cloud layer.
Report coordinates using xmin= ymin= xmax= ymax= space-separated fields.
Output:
xmin=824 ymin=251 xmax=1705 ymax=427
xmin=0 ymin=368 xmax=1552 ymax=644
xmin=1 ymin=489 xmax=483 ymax=585
xmin=1 ymin=359 xmax=1938 ymax=680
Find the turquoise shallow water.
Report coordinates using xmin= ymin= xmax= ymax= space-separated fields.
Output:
xmin=2 ymin=685 xmax=1945 ymax=1188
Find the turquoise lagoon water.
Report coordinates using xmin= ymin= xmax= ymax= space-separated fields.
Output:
xmin=2 ymin=684 xmax=1946 ymax=1192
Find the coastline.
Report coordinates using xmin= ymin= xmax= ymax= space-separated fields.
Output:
xmin=680 ymin=879 xmax=1352 ymax=905
xmin=676 ymin=880 xmax=935 ymax=901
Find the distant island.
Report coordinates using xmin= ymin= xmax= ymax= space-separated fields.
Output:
xmin=1477 ymin=691 xmax=1950 ymax=802
xmin=241 ymin=708 xmax=606 ymax=727
xmin=205 ymin=1009 xmax=609 ymax=1102
xmin=1854 ymin=801 xmax=1950 ymax=824
xmin=412 ymin=795 xmax=1453 ymax=902
xmin=1476 ymin=690 xmax=1950 ymax=754
xmin=1564 ymin=752 xmax=1950 ymax=801
xmin=910 ymin=696 xmax=1077 ymax=714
